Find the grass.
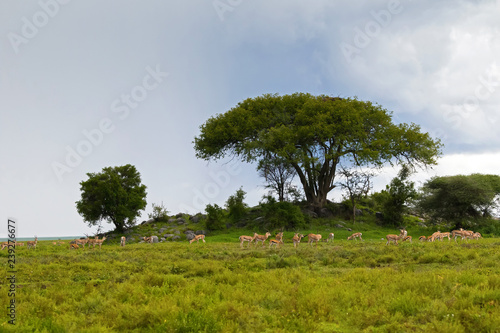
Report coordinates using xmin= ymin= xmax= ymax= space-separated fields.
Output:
xmin=1 ymin=233 xmax=499 ymax=332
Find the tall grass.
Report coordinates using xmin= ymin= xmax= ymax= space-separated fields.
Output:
xmin=1 ymin=237 xmax=499 ymax=332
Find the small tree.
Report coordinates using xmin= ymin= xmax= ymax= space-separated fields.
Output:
xmin=225 ymin=187 xmax=248 ymax=223
xmin=379 ymin=165 xmax=417 ymax=226
xmin=205 ymin=203 xmax=226 ymax=231
xmin=148 ymin=202 xmax=170 ymax=221
xmin=76 ymin=164 xmax=147 ymax=232
xmin=337 ymin=167 xmax=373 ymax=223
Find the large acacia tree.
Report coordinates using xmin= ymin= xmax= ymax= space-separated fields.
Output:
xmin=194 ymin=93 xmax=442 ymax=209
xmin=76 ymin=164 xmax=147 ymax=232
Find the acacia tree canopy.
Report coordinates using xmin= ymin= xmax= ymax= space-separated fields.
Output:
xmin=417 ymin=174 xmax=500 ymax=221
xmin=194 ymin=93 xmax=442 ymax=209
xmin=76 ymin=164 xmax=147 ymax=232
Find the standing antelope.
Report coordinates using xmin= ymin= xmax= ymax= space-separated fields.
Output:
xmin=292 ymin=233 xmax=304 ymax=248
xmin=269 ymin=239 xmax=283 ymax=248
xmin=307 ymin=233 xmax=322 ymax=247
xmin=386 ymin=233 xmax=403 ymax=245
xmin=347 ymin=232 xmax=362 ymax=241
xmin=27 ymin=236 xmax=38 ymax=250
xmin=94 ymin=236 xmax=107 ymax=249
xmin=120 ymin=236 xmax=126 ymax=247
xmin=239 ymin=235 xmax=255 ymax=248
xmin=275 ymin=232 xmax=284 ymax=243
xmin=253 ymin=232 xmax=271 ymax=247
xmin=190 ymin=234 xmax=206 ymax=244
xmin=327 ymin=233 xmax=335 ymax=242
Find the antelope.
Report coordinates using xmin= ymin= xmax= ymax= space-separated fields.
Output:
xmin=347 ymin=232 xmax=362 ymax=241
xmin=253 ymin=232 xmax=271 ymax=247
xmin=69 ymin=243 xmax=80 ymax=250
xmin=75 ymin=236 xmax=89 ymax=248
xmin=327 ymin=233 xmax=335 ymax=242
xmin=402 ymin=235 xmax=412 ymax=243
xmin=275 ymin=232 xmax=284 ymax=243
xmin=1 ymin=242 xmax=24 ymax=250
xmin=239 ymin=235 xmax=255 ymax=248
xmin=451 ymin=229 xmax=469 ymax=242
xmin=269 ymin=239 xmax=283 ymax=248
xmin=418 ymin=236 xmax=427 ymax=242
xmin=142 ymin=236 xmax=153 ymax=243
xmin=94 ymin=236 xmax=107 ymax=249
xmin=472 ymin=232 xmax=482 ymax=240
xmin=189 ymin=234 xmax=206 ymax=244
xmin=292 ymin=233 xmax=304 ymax=248
xmin=27 ymin=236 xmax=38 ymax=250
xmin=400 ymin=229 xmax=408 ymax=237
xmin=428 ymin=231 xmax=441 ymax=242
xmin=386 ymin=234 xmax=403 ymax=245
xmin=437 ymin=232 xmax=451 ymax=241
xmin=120 ymin=236 xmax=126 ymax=247
xmin=307 ymin=233 xmax=322 ymax=247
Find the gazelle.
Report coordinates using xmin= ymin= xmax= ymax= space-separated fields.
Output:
xmin=75 ymin=236 xmax=89 ymax=248
xmin=269 ymin=239 xmax=283 ymax=248
xmin=142 ymin=236 xmax=153 ymax=243
xmin=347 ymin=232 xmax=362 ymax=241
xmin=472 ymin=232 xmax=482 ymax=240
xmin=327 ymin=233 xmax=335 ymax=242
xmin=94 ymin=236 xmax=106 ymax=249
xmin=451 ymin=229 xmax=467 ymax=242
xmin=437 ymin=232 xmax=451 ymax=241
xmin=0 ymin=242 xmax=23 ymax=250
xmin=292 ymin=233 xmax=304 ymax=248
xmin=428 ymin=231 xmax=441 ymax=242
xmin=418 ymin=236 xmax=427 ymax=242
xmin=190 ymin=234 xmax=206 ymax=244
xmin=27 ymin=236 xmax=38 ymax=250
xmin=69 ymin=243 xmax=80 ymax=250
xmin=120 ymin=236 xmax=126 ymax=247
xmin=253 ymin=232 xmax=271 ymax=247
xmin=385 ymin=234 xmax=403 ymax=245
xmin=239 ymin=235 xmax=255 ymax=248
xmin=402 ymin=235 xmax=412 ymax=243
xmin=275 ymin=232 xmax=284 ymax=243
xmin=307 ymin=233 xmax=322 ymax=247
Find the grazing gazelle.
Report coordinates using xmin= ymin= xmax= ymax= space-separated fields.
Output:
xmin=120 ymin=236 xmax=126 ymax=247
xmin=189 ymin=234 xmax=206 ymax=244
xmin=347 ymin=232 xmax=362 ymax=241
xmin=385 ymin=233 xmax=404 ymax=245
xmin=307 ymin=234 xmax=322 ymax=247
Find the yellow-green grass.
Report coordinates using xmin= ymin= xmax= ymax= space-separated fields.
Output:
xmin=1 ymin=237 xmax=499 ymax=332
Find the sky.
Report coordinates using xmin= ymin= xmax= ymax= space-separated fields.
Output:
xmin=1 ymin=0 xmax=500 ymax=237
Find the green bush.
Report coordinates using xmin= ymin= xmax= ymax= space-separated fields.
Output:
xmin=258 ymin=196 xmax=306 ymax=230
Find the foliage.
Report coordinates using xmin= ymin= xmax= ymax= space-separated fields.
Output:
xmin=258 ymin=196 xmax=306 ymax=230
xmin=417 ymin=174 xmax=500 ymax=223
xmin=205 ymin=203 xmax=226 ymax=231
xmin=148 ymin=201 xmax=170 ymax=221
xmin=378 ymin=165 xmax=418 ymax=226
xmin=194 ymin=93 xmax=442 ymax=209
xmin=75 ymin=164 xmax=147 ymax=232
xmin=225 ymin=187 xmax=248 ymax=224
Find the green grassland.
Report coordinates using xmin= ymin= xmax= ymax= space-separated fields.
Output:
xmin=1 ymin=230 xmax=499 ymax=332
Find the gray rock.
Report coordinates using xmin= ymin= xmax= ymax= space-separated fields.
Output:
xmin=151 ymin=236 xmax=159 ymax=243
xmin=171 ymin=235 xmax=181 ymax=241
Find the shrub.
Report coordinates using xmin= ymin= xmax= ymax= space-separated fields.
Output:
xmin=258 ymin=196 xmax=306 ymax=230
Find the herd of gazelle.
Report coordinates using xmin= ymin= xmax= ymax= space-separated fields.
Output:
xmin=386 ymin=228 xmax=482 ymax=245
xmin=238 ymin=231 xmax=360 ymax=248
xmin=1 ymin=228 xmax=482 ymax=251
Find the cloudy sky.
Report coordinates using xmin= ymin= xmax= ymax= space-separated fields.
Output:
xmin=1 ymin=0 xmax=500 ymax=237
